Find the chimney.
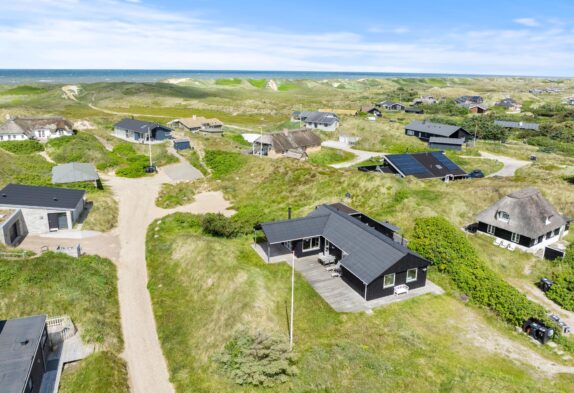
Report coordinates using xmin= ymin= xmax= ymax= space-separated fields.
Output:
xmin=192 ymin=115 xmax=196 ymax=120
xmin=283 ymin=128 xmax=289 ymax=136
xmin=288 ymin=207 xmax=292 ymax=220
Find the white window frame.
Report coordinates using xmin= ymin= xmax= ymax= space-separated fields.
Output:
xmin=383 ymin=273 xmax=395 ymax=288
xmin=486 ymin=224 xmax=495 ymax=235
xmin=302 ymin=237 xmax=320 ymax=252
xmin=406 ymin=268 xmax=418 ymax=283
xmin=511 ymin=232 xmax=520 ymax=243
xmin=497 ymin=211 xmax=510 ymax=222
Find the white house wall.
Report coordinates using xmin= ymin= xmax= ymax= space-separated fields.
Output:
xmin=0 ymin=133 xmax=29 ymax=141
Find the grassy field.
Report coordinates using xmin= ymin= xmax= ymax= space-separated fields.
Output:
xmin=308 ymin=147 xmax=356 ymax=166
xmin=0 ymin=252 xmax=127 ymax=392
xmin=147 ymin=213 xmax=574 ymax=393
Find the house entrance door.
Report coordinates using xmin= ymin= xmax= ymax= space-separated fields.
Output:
xmin=324 ymin=239 xmax=330 ymax=255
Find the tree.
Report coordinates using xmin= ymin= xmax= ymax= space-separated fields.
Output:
xmin=462 ymin=115 xmax=508 ymax=142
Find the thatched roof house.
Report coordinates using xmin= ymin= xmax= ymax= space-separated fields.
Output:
xmin=253 ymin=128 xmax=321 ymax=160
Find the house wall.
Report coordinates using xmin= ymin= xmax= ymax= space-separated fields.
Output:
xmin=304 ymin=121 xmax=338 ymax=132
xmin=341 ymin=266 xmax=366 ymax=298
xmin=114 ymin=127 xmax=134 ymax=140
xmin=153 ymin=128 xmax=171 ymax=141
xmin=0 ymin=206 xmax=76 ymax=234
xmin=0 ymin=209 xmax=28 ymax=246
xmin=405 ymin=128 xmax=472 ymax=142
xmin=28 ymin=326 xmax=48 ymax=393
xmin=477 ymin=221 xmax=566 ymax=251
xmin=0 ymin=133 xmax=28 ymax=141
xmin=202 ymin=125 xmax=224 ymax=133
xmin=365 ymin=254 xmax=428 ymax=300
xmin=428 ymin=142 xmax=462 ymax=151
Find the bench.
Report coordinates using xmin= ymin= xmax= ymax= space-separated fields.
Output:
xmin=394 ymin=284 xmax=409 ymax=296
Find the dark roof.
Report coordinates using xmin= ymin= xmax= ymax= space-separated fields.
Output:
xmin=494 ymin=120 xmax=539 ymax=130
xmin=378 ymin=101 xmax=405 ymax=108
xmin=295 ymin=111 xmax=339 ymax=126
xmin=405 ymin=120 xmax=469 ymax=138
xmin=429 ymin=137 xmax=465 ymax=145
xmin=455 ymin=95 xmax=483 ymax=104
xmin=329 ymin=202 xmax=359 ymax=215
xmin=52 ymin=163 xmax=99 ymax=184
xmin=0 ymin=184 xmax=85 ymax=210
xmin=476 ymin=188 xmax=567 ymax=239
xmin=384 ymin=152 xmax=467 ymax=179
xmin=114 ymin=118 xmax=172 ymax=133
xmin=260 ymin=204 xmax=429 ymax=284
xmin=0 ymin=315 xmax=46 ymax=393
xmin=404 ymin=107 xmax=424 ymax=114
xmin=261 ymin=128 xmax=321 ymax=153
xmin=495 ymin=98 xmax=520 ymax=107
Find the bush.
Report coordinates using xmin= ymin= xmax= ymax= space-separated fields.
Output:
xmin=215 ymin=330 xmax=297 ymax=387
xmin=409 ymin=216 xmax=547 ymax=327
xmin=0 ymin=140 xmax=44 ymax=154
xmin=204 ymin=150 xmax=247 ymax=179
xmin=201 ymin=213 xmax=240 ymax=238
xmin=545 ymin=245 xmax=574 ymax=311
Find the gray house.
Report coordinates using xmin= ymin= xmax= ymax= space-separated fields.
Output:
xmin=291 ymin=111 xmax=339 ymax=131
xmin=0 ymin=184 xmax=85 ymax=236
xmin=52 ymin=163 xmax=99 ymax=186
xmin=0 ymin=315 xmax=49 ymax=393
xmin=113 ymin=118 xmax=172 ymax=142
xmin=428 ymin=137 xmax=465 ymax=151
xmin=494 ymin=120 xmax=539 ymax=131
xmin=405 ymin=120 xmax=472 ymax=142
xmin=476 ymin=188 xmax=570 ymax=252
xmin=257 ymin=203 xmax=431 ymax=300
xmin=377 ymin=101 xmax=406 ymax=111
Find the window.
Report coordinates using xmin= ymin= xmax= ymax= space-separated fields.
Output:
xmin=511 ymin=233 xmax=520 ymax=243
xmin=497 ymin=211 xmax=510 ymax=222
xmin=383 ymin=273 xmax=395 ymax=288
xmin=486 ymin=224 xmax=495 ymax=235
xmin=554 ymin=228 xmax=561 ymax=236
xmin=406 ymin=268 xmax=418 ymax=283
xmin=546 ymin=231 xmax=553 ymax=240
xmin=302 ymin=237 xmax=320 ymax=251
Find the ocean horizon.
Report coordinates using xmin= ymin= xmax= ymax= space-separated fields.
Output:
xmin=0 ymin=69 xmax=564 ymax=85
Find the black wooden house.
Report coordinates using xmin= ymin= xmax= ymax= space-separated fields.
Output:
xmin=405 ymin=120 xmax=472 ymax=142
xmin=256 ymin=204 xmax=431 ymax=300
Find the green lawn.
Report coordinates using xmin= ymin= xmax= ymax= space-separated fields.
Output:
xmin=308 ymin=147 xmax=356 ymax=166
xmin=156 ymin=182 xmax=197 ymax=208
xmin=60 ymin=351 xmax=129 ymax=393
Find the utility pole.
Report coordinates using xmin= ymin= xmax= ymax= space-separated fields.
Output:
xmin=148 ymin=127 xmax=153 ymax=168
xmin=289 ymin=251 xmax=295 ymax=352
xmin=259 ymin=127 xmax=263 ymax=157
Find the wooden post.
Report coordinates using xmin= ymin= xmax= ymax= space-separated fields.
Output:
xmin=289 ymin=251 xmax=295 ymax=352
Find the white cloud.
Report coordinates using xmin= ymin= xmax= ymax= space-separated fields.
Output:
xmin=513 ymin=18 xmax=540 ymax=27
xmin=0 ymin=1 xmax=573 ymax=76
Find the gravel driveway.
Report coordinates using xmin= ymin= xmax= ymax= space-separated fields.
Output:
xmin=321 ymin=140 xmax=382 ymax=168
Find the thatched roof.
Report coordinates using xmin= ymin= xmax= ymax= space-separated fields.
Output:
xmin=0 ymin=120 xmax=26 ymax=135
xmin=476 ymin=188 xmax=567 ymax=238
xmin=255 ymin=128 xmax=321 ymax=154
xmin=14 ymin=117 xmax=73 ymax=132
xmin=170 ymin=116 xmax=223 ymax=129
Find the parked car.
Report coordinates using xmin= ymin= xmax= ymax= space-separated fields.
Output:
xmin=468 ymin=169 xmax=485 ymax=178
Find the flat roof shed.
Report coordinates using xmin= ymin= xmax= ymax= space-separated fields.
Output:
xmin=52 ymin=163 xmax=99 ymax=184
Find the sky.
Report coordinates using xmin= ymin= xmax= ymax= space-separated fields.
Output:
xmin=1 ymin=0 xmax=574 ymax=76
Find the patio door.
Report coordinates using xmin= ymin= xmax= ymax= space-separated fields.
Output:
xmin=324 ymin=239 xmax=330 ymax=255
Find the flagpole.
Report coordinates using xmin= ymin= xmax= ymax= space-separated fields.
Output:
xmin=289 ymin=251 xmax=295 ymax=352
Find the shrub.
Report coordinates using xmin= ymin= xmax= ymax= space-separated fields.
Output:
xmin=201 ymin=213 xmax=240 ymax=238
xmin=204 ymin=150 xmax=247 ymax=179
xmin=115 ymin=164 xmax=146 ymax=178
xmin=409 ymin=216 xmax=546 ymax=327
xmin=0 ymin=140 xmax=44 ymax=154
xmin=215 ymin=330 xmax=297 ymax=387
xmin=545 ymin=244 xmax=574 ymax=311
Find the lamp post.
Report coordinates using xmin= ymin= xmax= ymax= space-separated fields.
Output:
xmin=289 ymin=251 xmax=295 ymax=352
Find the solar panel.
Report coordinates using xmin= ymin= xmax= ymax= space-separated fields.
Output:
xmin=387 ymin=154 xmax=429 ymax=175
xmin=431 ymin=152 xmax=460 ymax=171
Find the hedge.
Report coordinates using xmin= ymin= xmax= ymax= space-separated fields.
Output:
xmin=409 ymin=216 xmax=546 ymax=327
xmin=0 ymin=140 xmax=44 ymax=154
xmin=545 ymin=244 xmax=574 ymax=312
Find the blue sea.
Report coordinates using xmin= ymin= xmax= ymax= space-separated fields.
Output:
xmin=0 ymin=69 xmax=516 ymax=85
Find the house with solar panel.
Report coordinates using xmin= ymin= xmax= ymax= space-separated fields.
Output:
xmin=382 ymin=152 xmax=467 ymax=181
xmin=291 ymin=111 xmax=339 ymax=131
xmin=254 ymin=203 xmax=432 ymax=302
xmin=405 ymin=120 xmax=472 ymax=143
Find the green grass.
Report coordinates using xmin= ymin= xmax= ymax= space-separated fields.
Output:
xmin=447 ymin=153 xmax=504 ymax=176
xmin=0 ymin=252 xmax=122 ymax=350
xmin=0 ymin=149 xmax=53 ymax=188
xmin=179 ymin=149 xmax=209 ymax=176
xmin=215 ymin=78 xmax=242 ymax=86
xmin=82 ymin=189 xmax=119 ymax=231
xmin=147 ymin=213 xmax=574 ymax=392
xmin=247 ymin=79 xmax=267 ymax=88
xmin=46 ymin=132 xmax=113 ymax=167
xmin=156 ymin=182 xmax=197 ymax=208
xmin=307 ymin=147 xmax=356 ymax=166
xmin=0 ymin=85 xmax=48 ymax=95
xmin=204 ymin=150 xmax=247 ymax=179
xmin=60 ymin=351 xmax=129 ymax=393
xmin=0 ymin=140 xmax=44 ymax=154
xmin=277 ymin=83 xmax=297 ymax=91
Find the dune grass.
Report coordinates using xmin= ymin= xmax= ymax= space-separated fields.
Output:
xmin=147 ymin=213 xmax=574 ymax=393
xmin=156 ymin=182 xmax=196 ymax=208
xmin=215 ymin=78 xmax=242 ymax=86
xmin=60 ymin=351 xmax=129 ymax=393
xmin=0 ymin=85 xmax=48 ymax=95
xmin=308 ymin=147 xmax=356 ymax=166
xmin=0 ymin=140 xmax=44 ymax=154
xmin=0 ymin=148 xmax=53 ymax=188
